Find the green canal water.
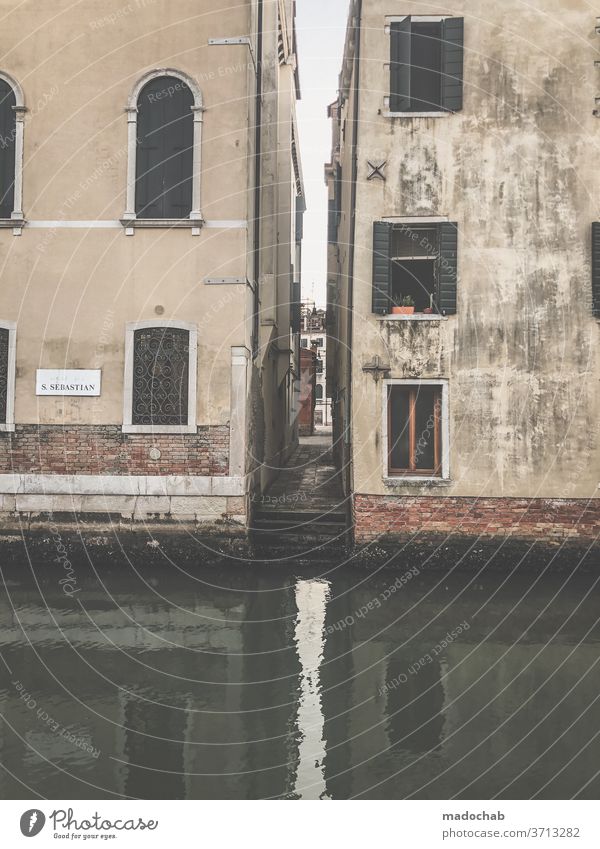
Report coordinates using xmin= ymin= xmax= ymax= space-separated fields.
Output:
xmin=1 ymin=552 xmax=599 ymax=799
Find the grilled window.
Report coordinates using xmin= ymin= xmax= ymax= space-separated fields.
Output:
xmin=135 ymin=76 xmax=194 ymax=219
xmin=0 ymin=79 xmax=16 ymax=218
xmin=0 ymin=328 xmax=8 ymax=423
xmin=132 ymin=327 xmax=190 ymax=426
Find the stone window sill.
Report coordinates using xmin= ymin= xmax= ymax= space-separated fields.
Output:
xmin=0 ymin=424 xmax=15 ymax=432
xmin=120 ymin=217 xmax=203 ymax=235
xmin=0 ymin=218 xmax=25 ymax=234
xmin=122 ymin=424 xmax=198 ymax=435
xmin=379 ymin=314 xmax=448 ymax=321
xmin=384 ymin=476 xmax=453 ymax=487
xmin=382 ymin=111 xmax=450 ymax=119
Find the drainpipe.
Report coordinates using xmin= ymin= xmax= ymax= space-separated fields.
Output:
xmin=346 ymin=0 xmax=361 ymax=544
xmin=252 ymin=0 xmax=263 ymax=359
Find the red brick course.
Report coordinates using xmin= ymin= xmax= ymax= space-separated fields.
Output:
xmin=0 ymin=425 xmax=229 ymax=476
xmin=354 ymin=495 xmax=600 ymax=544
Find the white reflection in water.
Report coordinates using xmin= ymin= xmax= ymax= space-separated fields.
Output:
xmin=294 ymin=578 xmax=330 ymax=800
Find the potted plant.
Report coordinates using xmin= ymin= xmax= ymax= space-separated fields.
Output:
xmin=391 ymin=295 xmax=415 ymax=315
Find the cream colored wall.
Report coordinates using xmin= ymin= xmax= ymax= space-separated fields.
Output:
xmin=336 ymin=0 xmax=600 ymax=499
xmin=0 ymin=0 xmax=254 ymax=428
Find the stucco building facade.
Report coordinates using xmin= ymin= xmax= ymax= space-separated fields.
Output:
xmin=0 ymin=0 xmax=303 ymax=532
xmin=327 ymin=0 xmax=600 ymax=545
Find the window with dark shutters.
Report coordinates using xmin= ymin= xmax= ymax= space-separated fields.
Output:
xmin=0 ymin=80 xmax=16 ymax=218
xmin=389 ymin=17 xmax=464 ymax=113
xmin=0 ymin=327 xmax=8 ymax=423
xmin=592 ymin=223 xmax=600 ymax=318
xmin=132 ymin=327 xmax=190 ymax=426
xmin=373 ymin=221 xmax=458 ymax=315
xmin=135 ymin=76 xmax=194 ymax=219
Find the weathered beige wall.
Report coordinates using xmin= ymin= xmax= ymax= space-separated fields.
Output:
xmin=333 ymin=0 xmax=600 ymax=499
xmin=0 ymin=0 xmax=255 ymax=427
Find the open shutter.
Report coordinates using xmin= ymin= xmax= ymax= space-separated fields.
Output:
xmin=593 ymin=223 xmax=600 ymax=317
xmin=441 ymin=17 xmax=464 ymax=112
xmin=437 ymin=222 xmax=458 ymax=315
xmin=372 ymin=221 xmax=392 ymax=314
xmin=390 ymin=18 xmax=411 ymax=112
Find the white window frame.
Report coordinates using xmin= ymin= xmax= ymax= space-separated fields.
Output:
xmin=0 ymin=321 xmax=16 ymax=432
xmin=122 ymin=69 xmax=204 ymax=235
xmin=383 ymin=16 xmax=453 ymax=119
xmin=382 ymin=378 xmax=450 ymax=482
xmin=0 ymin=72 xmax=26 ymax=234
xmin=123 ymin=320 xmax=198 ymax=435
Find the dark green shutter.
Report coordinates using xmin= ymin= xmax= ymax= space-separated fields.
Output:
xmin=372 ymin=221 xmax=392 ymax=314
xmin=136 ymin=76 xmax=194 ymax=219
xmin=437 ymin=222 xmax=458 ymax=315
xmin=390 ymin=18 xmax=411 ymax=112
xmin=441 ymin=18 xmax=464 ymax=113
xmin=593 ymin=222 xmax=600 ymax=317
xmin=0 ymin=81 xmax=16 ymax=218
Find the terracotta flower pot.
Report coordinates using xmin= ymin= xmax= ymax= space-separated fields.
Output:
xmin=391 ymin=306 xmax=415 ymax=315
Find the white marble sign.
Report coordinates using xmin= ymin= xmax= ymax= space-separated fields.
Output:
xmin=36 ymin=369 xmax=102 ymax=396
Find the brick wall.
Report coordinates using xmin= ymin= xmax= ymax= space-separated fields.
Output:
xmin=0 ymin=425 xmax=229 ymax=476
xmin=354 ymin=495 xmax=600 ymax=544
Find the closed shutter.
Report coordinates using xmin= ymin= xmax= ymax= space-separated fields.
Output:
xmin=593 ymin=222 xmax=600 ymax=317
xmin=136 ymin=76 xmax=194 ymax=219
xmin=328 ymin=199 xmax=337 ymax=244
xmin=441 ymin=18 xmax=464 ymax=113
xmin=292 ymin=280 xmax=301 ymax=332
xmin=0 ymin=81 xmax=16 ymax=218
xmin=372 ymin=221 xmax=392 ymax=314
xmin=437 ymin=222 xmax=458 ymax=315
xmin=390 ymin=18 xmax=412 ymax=112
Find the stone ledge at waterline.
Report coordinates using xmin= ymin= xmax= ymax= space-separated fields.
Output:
xmin=0 ymin=527 xmax=596 ymax=571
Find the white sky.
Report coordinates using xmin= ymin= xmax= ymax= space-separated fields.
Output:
xmin=295 ymin=0 xmax=350 ymax=307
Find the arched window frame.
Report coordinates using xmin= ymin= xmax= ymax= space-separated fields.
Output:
xmin=122 ymin=69 xmax=204 ymax=235
xmin=0 ymin=72 xmax=26 ymax=235
xmin=0 ymin=320 xmax=17 ymax=432
xmin=123 ymin=320 xmax=198 ymax=434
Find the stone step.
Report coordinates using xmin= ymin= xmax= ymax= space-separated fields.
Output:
xmin=253 ymin=509 xmax=346 ymax=526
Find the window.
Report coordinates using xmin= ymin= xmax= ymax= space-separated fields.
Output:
xmin=0 ymin=321 xmax=16 ymax=431
xmin=136 ymin=76 xmax=194 ymax=219
xmin=315 ymin=383 xmax=323 ymax=401
xmin=123 ymin=322 xmax=197 ymax=434
xmin=314 ymin=337 xmax=324 ymax=347
xmin=316 ymin=357 xmax=324 ymax=375
xmin=592 ymin=222 xmax=600 ymax=317
xmin=372 ymin=221 xmax=458 ymax=315
xmin=0 ymin=72 xmax=24 ymax=227
xmin=385 ymin=381 xmax=449 ymax=479
xmin=0 ymin=79 xmax=16 ymax=218
xmin=389 ymin=17 xmax=464 ymax=114
xmin=123 ymin=70 xmax=203 ymax=230
xmin=300 ymin=338 xmax=308 ymax=348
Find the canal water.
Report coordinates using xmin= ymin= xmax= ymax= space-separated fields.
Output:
xmin=1 ymin=554 xmax=599 ymax=799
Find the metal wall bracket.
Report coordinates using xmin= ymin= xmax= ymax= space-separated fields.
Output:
xmin=208 ymin=36 xmax=256 ymax=71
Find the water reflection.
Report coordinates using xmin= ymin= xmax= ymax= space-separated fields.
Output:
xmin=1 ymin=559 xmax=599 ymax=799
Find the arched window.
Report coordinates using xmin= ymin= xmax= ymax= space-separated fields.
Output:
xmin=0 ymin=72 xmax=25 ymax=228
xmin=0 ymin=80 xmax=16 ymax=218
xmin=136 ymin=76 xmax=193 ymax=219
xmin=123 ymin=70 xmax=204 ymax=232
xmin=315 ymin=383 xmax=323 ymax=401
